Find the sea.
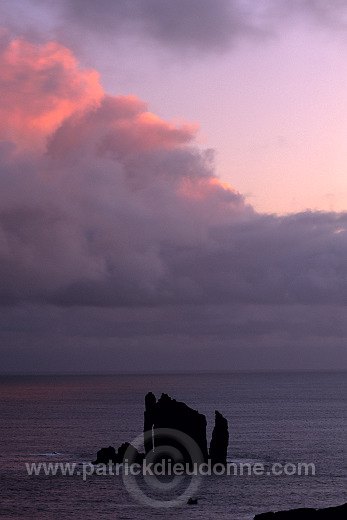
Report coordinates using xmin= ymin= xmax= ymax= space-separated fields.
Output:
xmin=0 ymin=372 xmax=346 ymax=520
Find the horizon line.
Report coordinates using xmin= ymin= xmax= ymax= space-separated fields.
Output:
xmin=1 ymin=369 xmax=346 ymax=377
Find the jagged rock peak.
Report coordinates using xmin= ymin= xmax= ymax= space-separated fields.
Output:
xmin=143 ymin=392 xmax=209 ymax=462
xmin=209 ymin=410 xmax=229 ymax=465
xmin=145 ymin=391 xmax=156 ymax=410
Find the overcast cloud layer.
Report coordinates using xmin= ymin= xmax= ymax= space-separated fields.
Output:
xmin=58 ymin=0 xmax=347 ymax=44
xmin=0 ymin=33 xmax=346 ymax=372
xmin=3 ymin=0 xmax=347 ymax=55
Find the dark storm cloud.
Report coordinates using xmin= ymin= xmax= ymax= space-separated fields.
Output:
xmin=1 ymin=303 xmax=346 ymax=372
xmin=28 ymin=0 xmax=347 ymax=54
xmin=53 ymin=0 xmax=256 ymax=53
xmin=2 ymin=0 xmax=347 ymax=59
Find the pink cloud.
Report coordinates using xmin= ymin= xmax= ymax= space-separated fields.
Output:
xmin=48 ymin=95 xmax=198 ymax=158
xmin=0 ymin=38 xmax=103 ymax=149
xmin=0 ymin=36 xmax=199 ymax=160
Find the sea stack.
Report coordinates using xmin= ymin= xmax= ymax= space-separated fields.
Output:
xmin=144 ymin=392 xmax=209 ymax=463
xmin=209 ymin=410 xmax=229 ymax=465
xmin=94 ymin=392 xmax=229 ymax=468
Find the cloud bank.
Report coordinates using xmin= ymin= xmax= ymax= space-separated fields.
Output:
xmin=3 ymin=1 xmax=347 ymax=58
xmin=19 ymin=0 xmax=347 ymax=55
xmin=0 ymin=36 xmax=346 ymax=371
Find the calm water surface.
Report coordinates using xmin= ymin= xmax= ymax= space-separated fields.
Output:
xmin=0 ymin=372 xmax=346 ymax=519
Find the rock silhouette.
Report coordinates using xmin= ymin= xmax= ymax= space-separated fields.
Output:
xmin=92 ymin=442 xmax=144 ymax=465
xmin=209 ymin=410 xmax=229 ymax=465
xmin=116 ymin=442 xmax=145 ymax=464
xmin=143 ymin=391 xmax=156 ymax=455
xmin=93 ymin=392 xmax=229 ymax=466
xmin=144 ymin=392 xmax=209 ymax=464
xmin=92 ymin=445 xmax=117 ymax=465
xmin=254 ymin=503 xmax=347 ymax=520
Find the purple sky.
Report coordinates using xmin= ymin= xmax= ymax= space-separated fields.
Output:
xmin=0 ymin=0 xmax=347 ymax=372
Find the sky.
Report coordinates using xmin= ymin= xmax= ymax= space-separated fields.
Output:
xmin=0 ymin=0 xmax=347 ymax=373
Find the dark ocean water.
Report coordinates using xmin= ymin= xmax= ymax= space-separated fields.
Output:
xmin=0 ymin=372 xmax=346 ymax=520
